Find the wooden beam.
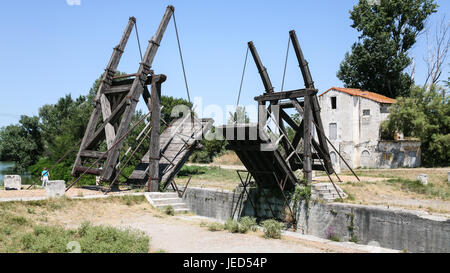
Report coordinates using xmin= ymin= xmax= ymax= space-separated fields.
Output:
xmin=303 ymin=93 xmax=313 ymax=183
xmin=148 ymin=75 xmax=165 ymax=192
xmin=103 ymin=84 xmax=132 ymax=95
xmin=85 ymin=98 xmax=128 ymax=150
xmin=280 ymin=109 xmax=299 ymax=131
xmin=254 ymin=89 xmax=316 ymax=102
xmin=73 ymin=166 xmax=102 ymax=176
xmin=80 ymin=150 xmax=106 ymax=159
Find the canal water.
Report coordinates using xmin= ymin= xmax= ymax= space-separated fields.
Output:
xmin=0 ymin=161 xmax=32 ymax=185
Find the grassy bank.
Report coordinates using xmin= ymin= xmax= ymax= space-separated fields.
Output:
xmin=0 ymin=196 xmax=150 ymax=253
xmin=176 ymin=165 xmax=240 ymax=190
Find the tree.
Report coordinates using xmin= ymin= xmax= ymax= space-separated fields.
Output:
xmin=0 ymin=116 xmax=43 ymax=172
xmin=337 ymin=0 xmax=437 ymax=98
xmin=227 ymin=106 xmax=250 ymax=124
xmin=160 ymin=96 xmax=192 ymax=126
xmin=381 ymin=85 xmax=449 ymax=166
xmin=424 ymin=16 xmax=450 ymax=93
xmin=39 ymin=94 xmax=92 ymax=162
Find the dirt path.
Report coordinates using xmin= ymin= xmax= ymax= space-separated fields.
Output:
xmin=41 ymin=200 xmax=374 ymax=253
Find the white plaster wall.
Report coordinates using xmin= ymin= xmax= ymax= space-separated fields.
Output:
xmin=318 ymin=89 xmax=395 ymax=170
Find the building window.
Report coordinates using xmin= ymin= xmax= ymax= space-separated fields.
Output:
xmin=331 ymin=97 xmax=337 ymax=109
xmin=329 ymin=123 xmax=337 ymax=140
xmin=363 ymin=109 xmax=370 ymax=116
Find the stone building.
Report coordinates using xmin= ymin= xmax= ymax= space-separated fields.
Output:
xmin=318 ymin=87 xmax=421 ymax=172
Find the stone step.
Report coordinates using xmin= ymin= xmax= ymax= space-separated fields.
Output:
xmin=152 ymin=197 xmax=183 ymax=205
xmin=154 ymin=203 xmax=188 ymax=210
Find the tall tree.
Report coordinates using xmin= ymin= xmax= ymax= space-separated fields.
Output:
xmin=0 ymin=116 xmax=43 ymax=172
xmin=337 ymin=0 xmax=437 ymax=98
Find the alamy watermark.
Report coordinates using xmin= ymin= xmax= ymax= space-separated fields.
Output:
xmin=66 ymin=0 xmax=81 ymax=6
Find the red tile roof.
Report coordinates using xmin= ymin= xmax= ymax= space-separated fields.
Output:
xmin=319 ymin=87 xmax=396 ymax=104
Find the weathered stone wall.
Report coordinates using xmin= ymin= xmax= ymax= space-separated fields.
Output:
xmin=375 ymin=140 xmax=421 ymax=168
xmin=183 ymin=187 xmax=450 ymax=253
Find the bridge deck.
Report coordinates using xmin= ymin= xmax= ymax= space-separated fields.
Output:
xmin=218 ymin=124 xmax=299 ymax=190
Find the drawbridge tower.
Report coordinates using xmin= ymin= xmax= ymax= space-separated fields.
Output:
xmin=70 ymin=6 xmax=212 ymax=192
xmin=220 ymin=30 xmax=334 ymax=193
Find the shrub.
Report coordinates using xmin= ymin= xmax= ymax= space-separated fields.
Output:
xmin=239 ymin=217 xmax=257 ymax=233
xmin=224 ymin=219 xmax=240 ymax=233
xmin=207 ymin=222 xmax=224 ymax=232
xmin=261 ymin=219 xmax=284 ymax=239
xmin=163 ymin=205 xmax=175 ymax=216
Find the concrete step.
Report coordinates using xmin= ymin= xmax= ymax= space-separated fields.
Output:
xmin=152 ymin=197 xmax=183 ymax=205
xmin=155 ymin=203 xmax=189 ymax=210
xmin=147 ymin=192 xmax=179 ymax=199
xmin=311 ymin=183 xmax=347 ymax=202
xmin=144 ymin=192 xmax=190 ymax=213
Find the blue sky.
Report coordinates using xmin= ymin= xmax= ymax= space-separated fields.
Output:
xmin=0 ymin=0 xmax=448 ymax=127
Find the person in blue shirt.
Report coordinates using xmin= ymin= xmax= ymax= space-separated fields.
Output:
xmin=41 ymin=167 xmax=50 ymax=188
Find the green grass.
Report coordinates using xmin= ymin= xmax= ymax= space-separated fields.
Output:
xmin=18 ymin=222 xmax=149 ymax=253
xmin=178 ymin=165 xmax=208 ymax=177
xmin=176 ymin=166 xmax=240 ymax=190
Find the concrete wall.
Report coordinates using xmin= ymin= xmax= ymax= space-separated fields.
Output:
xmin=183 ymin=187 xmax=450 ymax=253
xmin=182 ymin=187 xmax=245 ymax=221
